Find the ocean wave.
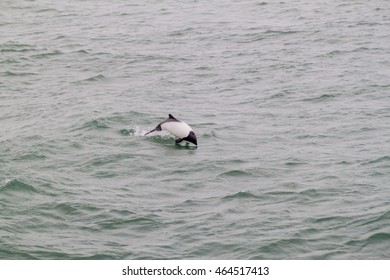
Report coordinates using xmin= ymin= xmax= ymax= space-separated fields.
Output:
xmin=96 ymin=216 xmax=161 ymax=231
xmin=302 ymin=94 xmax=337 ymax=102
xmin=36 ymin=8 xmax=58 ymax=13
xmin=364 ymin=232 xmax=390 ymax=244
xmin=364 ymin=156 xmax=390 ymax=165
xmin=30 ymin=50 xmax=63 ymax=59
xmin=0 ymin=247 xmax=121 ymax=260
xmin=222 ymin=191 xmax=261 ymax=200
xmin=0 ymin=179 xmax=37 ymax=194
xmin=218 ymin=170 xmax=252 ymax=177
xmin=53 ymin=203 xmax=82 ymax=216
xmin=346 ymin=232 xmax=390 ymax=248
xmin=284 ymin=159 xmax=308 ymax=166
xmin=0 ymin=42 xmax=36 ymax=53
xmin=82 ymin=74 xmax=106 ymax=82
xmin=81 ymin=153 xmax=132 ymax=168
xmin=253 ymin=237 xmax=307 ymax=259
xmin=2 ymin=71 xmax=38 ymax=77
xmin=76 ymin=118 xmax=110 ymax=131
xmin=13 ymin=152 xmax=47 ymax=161
xmin=75 ymin=113 xmax=148 ymax=132
xmin=0 ymin=248 xmax=36 ymax=260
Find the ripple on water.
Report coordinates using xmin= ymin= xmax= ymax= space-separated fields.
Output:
xmin=0 ymin=179 xmax=37 ymax=194
xmin=218 ymin=170 xmax=253 ymax=177
xmin=364 ymin=155 xmax=390 ymax=165
xmin=0 ymin=42 xmax=37 ymax=53
xmin=222 ymin=191 xmax=262 ymax=200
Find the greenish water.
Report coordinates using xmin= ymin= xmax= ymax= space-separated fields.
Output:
xmin=1 ymin=0 xmax=390 ymax=259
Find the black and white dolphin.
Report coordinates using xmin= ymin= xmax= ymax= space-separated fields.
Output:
xmin=145 ymin=114 xmax=197 ymax=146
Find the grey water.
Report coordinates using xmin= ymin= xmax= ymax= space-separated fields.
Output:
xmin=1 ymin=0 xmax=390 ymax=259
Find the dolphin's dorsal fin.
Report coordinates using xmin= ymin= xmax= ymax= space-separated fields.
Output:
xmin=168 ymin=114 xmax=178 ymax=121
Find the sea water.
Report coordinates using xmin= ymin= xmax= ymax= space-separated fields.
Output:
xmin=1 ymin=0 xmax=389 ymax=259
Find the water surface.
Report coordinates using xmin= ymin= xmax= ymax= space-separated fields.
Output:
xmin=1 ymin=0 xmax=390 ymax=259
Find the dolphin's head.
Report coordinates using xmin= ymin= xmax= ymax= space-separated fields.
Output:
xmin=184 ymin=131 xmax=197 ymax=146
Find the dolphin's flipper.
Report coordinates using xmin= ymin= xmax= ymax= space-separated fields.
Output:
xmin=175 ymin=138 xmax=184 ymax=144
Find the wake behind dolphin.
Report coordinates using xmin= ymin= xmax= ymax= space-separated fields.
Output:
xmin=145 ymin=114 xmax=197 ymax=146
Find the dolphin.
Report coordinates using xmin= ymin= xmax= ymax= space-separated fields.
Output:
xmin=145 ymin=114 xmax=197 ymax=146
